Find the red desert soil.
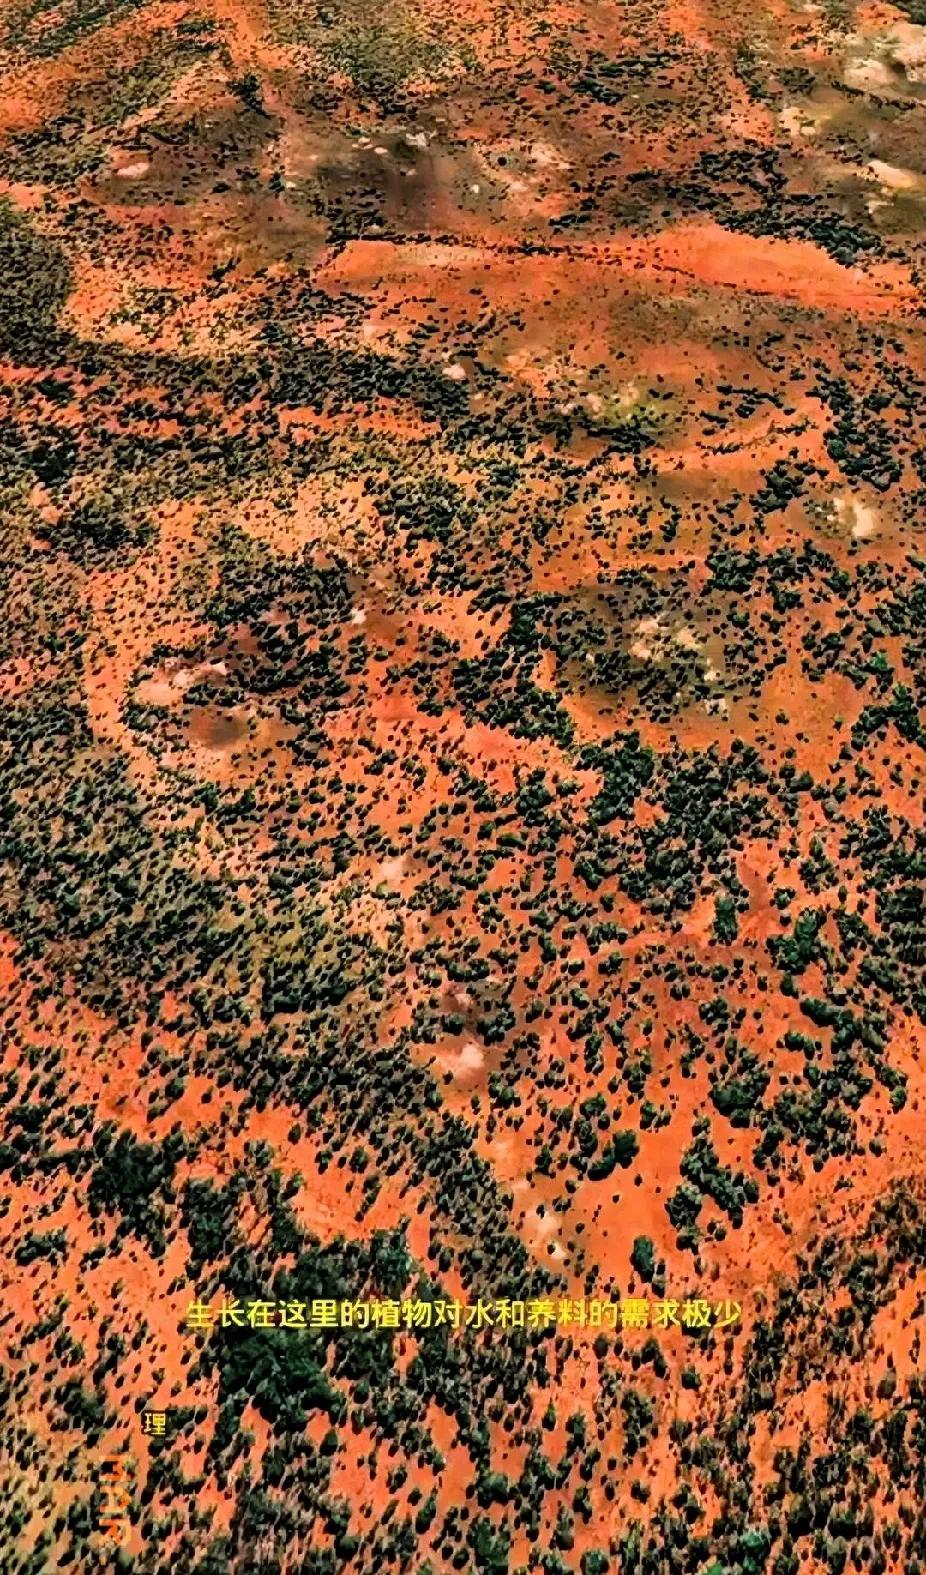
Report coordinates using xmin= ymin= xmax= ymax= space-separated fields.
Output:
xmin=1 ymin=0 xmax=926 ymax=1567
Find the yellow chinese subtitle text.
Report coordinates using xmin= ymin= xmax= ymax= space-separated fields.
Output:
xmin=184 ymin=1295 xmax=742 ymax=1332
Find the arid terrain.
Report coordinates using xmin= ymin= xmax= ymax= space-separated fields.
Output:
xmin=1 ymin=0 xmax=926 ymax=1566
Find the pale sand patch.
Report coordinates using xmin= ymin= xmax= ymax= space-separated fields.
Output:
xmin=893 ymin=27 xmax=926 ymax=81
xmin=845 ymin=22 xmax=926 ymax=92
xmin=135 ymin=659 xmax=227 ymax=707
xmin=869 ymin=158 xmax=924 ymax=191
xmin=529 ymin=140 xmax=571 ymax=170
xmin=629 ymin=616 xmax=663 ymax=663
xmin=845 ymin=55 xmax=896 ymax=91
xmin=375 ymin=854 xmax=408 ymax=886
xmin=833 ymin=489 xmax=881 ymax=540
xmin=527 ymin=1205 xmax=558 ymax=1240
xmin=780 ymin=104 xmax=818 ymax=138
xmin=457 ymin=1041 xmax=485 ymax=1075
xmin=431 ymin=1038 xmax=486 ymax=1084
